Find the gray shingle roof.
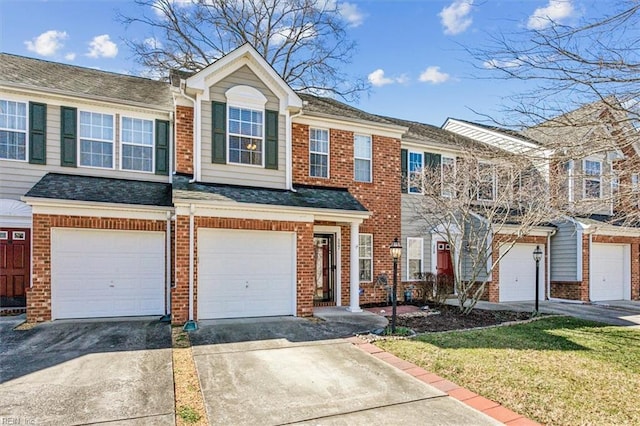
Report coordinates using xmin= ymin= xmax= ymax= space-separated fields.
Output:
xmin=0 ymin=53 xmax=173 ymax=110
xmin=173 ymin=175 xmax=367 ymax=212
xmin=25 ymin=173 xmax=173 ymax=207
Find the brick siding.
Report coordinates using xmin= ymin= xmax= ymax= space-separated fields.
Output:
xmin=175 ymin=105 xmax=194 ymax=174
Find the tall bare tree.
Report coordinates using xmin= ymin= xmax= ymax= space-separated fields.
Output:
xmin=119 ymin=0 xmax=366 ymax=99
xmin=407 ymin=144 xmax=557 ymax=314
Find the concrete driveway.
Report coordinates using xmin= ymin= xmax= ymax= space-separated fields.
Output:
xmin=469 ymin=300 xmax=640 ymax=327
xmin=189 ymin=312 xmax=500 ymax=426
xmin=0 ymin=316 xmax=174 ymax=425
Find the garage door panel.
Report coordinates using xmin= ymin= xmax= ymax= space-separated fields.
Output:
xmin=590 ymin=244 xmax=627 ymax=301
xmin=52 ymin=229 xmax=165 ymax=319
xmin=198 ymin=229 xmax=296 ymax=319
xmin=499 ymin=243 xmax=545 ymax=302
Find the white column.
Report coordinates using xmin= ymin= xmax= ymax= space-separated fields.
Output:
xmin=348 ymin=221 xmax=362 ymax=312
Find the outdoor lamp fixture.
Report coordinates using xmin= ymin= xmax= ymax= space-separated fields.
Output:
xmin=532 ymin=245 xmax=543 ymax=315
xmin=390 ymin=237 xmax=402 ymax=333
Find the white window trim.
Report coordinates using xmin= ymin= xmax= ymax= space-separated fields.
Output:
xmin=119 ymin=115 xmax=155 ymax=174
xmin=477 ymin=161 xmax=496 ymax=201
xmin=406 ymin=237 xmax=424 ymax=281
xmin=309 ymin=127 xmax=330 ymax=178
xmin=0 ymin=98 xmax=29 ymax=162
xmin=583 ymin=159 xmax=602 ymax=199
xmin=78 ymin=110 xmax=115 ymax=170
xmin=226 ymin=104 xmax=266 ymax=168
xmin=408 ymin=151 xmax=423 ymax=194
xmin=441 ymin=155 xmax=456 ymax=198
xmin=354 ymin=134 xmax=372 ymax=183
xmin=359 ymin=233 xmax=373 ymax=283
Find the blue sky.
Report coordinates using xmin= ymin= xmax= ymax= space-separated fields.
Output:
xmin=0 ymin=0 xmax=610 ymax=126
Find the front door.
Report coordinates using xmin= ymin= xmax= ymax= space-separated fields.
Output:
xmin=436 ymin=242 xmax=454 ymax=277
xmin=1 ymin=228 xmax=30 ymax=307
xmin=313 ymin=234 xmax=335 ymax=305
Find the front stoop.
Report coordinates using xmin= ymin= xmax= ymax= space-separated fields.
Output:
xmin=345 ymin=336 xmax=541 ymax=426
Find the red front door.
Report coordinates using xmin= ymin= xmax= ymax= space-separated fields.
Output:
xmin=0 ymin=228 xmax=30 ymax=307
xmin=436 ymin=242 xmax=454 ymax=277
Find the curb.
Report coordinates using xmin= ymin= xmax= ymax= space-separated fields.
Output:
xmin=345 ymin=336 xmax=541 ymax=426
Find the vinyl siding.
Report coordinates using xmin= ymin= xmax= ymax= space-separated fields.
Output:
xmin=1 ymin=103 xmax=169 ymax=202
xmin=550 ymin=220 xmax=579 ymax=281
xmin=401 ymin=194 xmax=432 ymax=280
xmin=201 ymin=65 xmax=287 ymax=189
xmin=463 ymin=216 xmax=491 ymax=283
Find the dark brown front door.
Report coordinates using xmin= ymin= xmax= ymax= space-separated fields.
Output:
xmin=436 ymin=242 xmax=454 ymax=277
xmin=313 ymin=234 xmax=335 ymax=305
xmin=0 ymin=228 xmax=30 ymax=307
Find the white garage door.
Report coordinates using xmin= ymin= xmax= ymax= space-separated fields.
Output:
xmin=198 ymin=229 xmax=296 ymax=319
xmin=499 ymin=243 xmax=545 ymax=302
xmin=51 ymin=228 xmax=165 ymax=319
xmin=590 ymin=243 xmax=629 ymax=301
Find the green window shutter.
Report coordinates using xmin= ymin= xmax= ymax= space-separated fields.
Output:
xmin=265 ymin=109 xmax=278 ymax=170
xmin=155 ymin=119 xmax=170 ymax=175
xmin=60 ymin=106 xmax=77 ymax=167
xmin=29 ymin=102 xmax=47 ymax=164
xmin=425 ymin=152 xmax=441 ymax=169
xmin=212 ymin=101 xmax=226 ymax=164
xmin=401 ymin=148 xmax=408 ymax=193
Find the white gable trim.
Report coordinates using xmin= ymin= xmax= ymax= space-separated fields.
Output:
xmin=185 ymin=44 xmax=302 ymax=114
xmin=443 ymin=118 xmax=541 ymax=153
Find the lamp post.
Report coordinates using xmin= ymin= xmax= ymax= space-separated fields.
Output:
xmin=390 ymin=237 xmax=402 ymax=333
xmin=533 ymin=245 xmax=543 ymax=315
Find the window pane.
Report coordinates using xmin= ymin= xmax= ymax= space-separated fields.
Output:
xmin=408 ymin=259 xmax=422 ymax=280
xmin=355 ymin=158 xmax=371 ymax=182
xmin=0 ymin=130 xmax=26 ymax=160
xmin=408 ymin=238 xmax=422 ymax=259
xmin=354 ymin=135 xmax=371 ymax=158
xmin=359 ymin=260 xmax=372 ymax=281
xmin=228 ymin=106 xmax=264 ymax=166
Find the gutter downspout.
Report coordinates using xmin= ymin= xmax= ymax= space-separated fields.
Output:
xmin=184 ymin=204 xmax=198 ymax=331
xmin=545 ymin=228 xmax=557 ymax=301
xmin=168 ymin=111 xmax=174 ymax=184
xmin=179 ymin=81 xmax=198 ymax=184
xmin=160 ymin=211 xmax=173 ymax=323
xmin=287 ymin=109 xmax=304 ymax=191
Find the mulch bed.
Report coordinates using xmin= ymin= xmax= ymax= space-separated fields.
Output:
xmin=365 ymin=303 xmax=535 ymax=333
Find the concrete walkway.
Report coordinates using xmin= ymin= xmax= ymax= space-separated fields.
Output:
xmin=454 ymin=300 xmax=640 ymax=327
xmin=189 ymin=312 xmax=503 ymax=426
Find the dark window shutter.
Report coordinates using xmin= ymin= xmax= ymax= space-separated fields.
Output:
xmin=265 ymin=109 xmax=278 ymax=170
xmin=29 ymin=102 xmax=47 ymax=164
xmin=425 ymin=152 xmax=441 ymax=169
xmin=212 ymin=101 xmax=226 ymax=164
xmin=401 ymin=148 xmax=408 ymax=192
xmin=60 ymin=106 xmax=77 ymax=167
xmin=155 ymin=119 xmax=170 ymax=175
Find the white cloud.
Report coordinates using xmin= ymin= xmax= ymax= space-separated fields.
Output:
xmin=367 ymin=69 xmax=409 ymax=87
xmin=419 ymin=66 xmax=450 ymax=84
xmin=527 ymin=0 xmax=575 ymax=30
xmin=64 ymin=52 xmax=76 ymax=61
xmin=87 ymin=34 xmax=118 ymax=58
xmin=439 ymin=0 xmax=474 ymax=35
xmin=270 ymin=24 xmax=317 ymax=46
xmin=24 ymin=30 xmax=68 ymax=57
xmin=483 ymin=58 xmax=523 ymax=69
xmin=338 ymin=2 xmax=364 ymax=28
xmin=143 ymin=37 xmax=163 ymax=49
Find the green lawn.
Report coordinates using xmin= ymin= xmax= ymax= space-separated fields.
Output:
xmin=376 ymin=317 xmax=640 ymax=426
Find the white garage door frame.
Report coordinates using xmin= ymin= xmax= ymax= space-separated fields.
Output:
xmin=499 ymin=243 xmax=545 ymax=302
xmin=589 ymin=243 xmax=630 ymax=301
xmin=197 ymin=228 xmax=297 ymax=319
xmin=51 ymin=228 xmax=166 ymax=320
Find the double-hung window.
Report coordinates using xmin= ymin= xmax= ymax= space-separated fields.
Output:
xmin=121 ymin=117 xmax=153 ymax=172
xmin=354 ymin=134 xmax=372 ymax=182
xmin=441 ymin=156 xmax=455 ymax=198
xmin=583 ymin=160 xmax=602 ymax=199
xmin=228 ymin=106 xmax=263 ymax=166
xmin=408 ymin=152 xmax=423 ymax=194
xmin=79 ymin=111 xmax=114 ymax=168
xmin=478 ymin=162 xmax=496 ymax=201
xmin=359 ymin=234 xmax=373 ymax=282
xmin=407 ymin=237 xmax=423 ymax=280
xmin=310 ymin=128 xmax=329 ymax=178
xmin=0 ymin=100 xmax=27 ymax=161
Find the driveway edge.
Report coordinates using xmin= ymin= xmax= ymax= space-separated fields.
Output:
xmin=345 ymin=336 xmax=542 ymax=426
xmin=172 ymin=327 xmax=208 ymax=426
